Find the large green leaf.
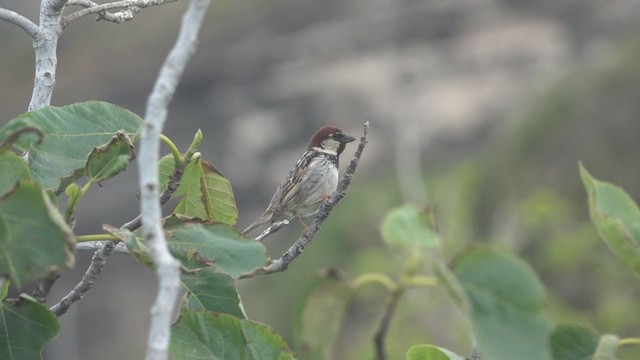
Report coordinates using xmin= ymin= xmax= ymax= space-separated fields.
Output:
xmin=0 ymin=152 xmax=30 ymax=197
xmin=86 ymin=131 xmax=135 ymax=183
xmin=170 ymin=311 xmax=294 ymax=360
xmin=0 ymin=182 xmax=74 ymax=287
xmin=164 ymin=216 xmax=267 ymax=278
xmin=580 ymin=163 xmax=640 ymax=274
xmin=294 ymin=270 xmax=352 ymax=359
xmin=115 ymin=223 xmax=247 ymax=317
xmin=381 ymin=205 xmax=439 ymax=253
xmin=11 ymin=101 xmax=142 ymax=190
xmin=550 ymin=323 xmax=599 ymax=360
xmin=180 ymin=267 xmax=245 ymax=318
xmin=406 ymin=345 xmax=465 ymax=360
xmin=160 ymin=154 xmax=238 ymax=226
xmin=0 ymin=281 xmax=60 ymax=360
xmin=453 ymin=249 xmax=553 ymax=360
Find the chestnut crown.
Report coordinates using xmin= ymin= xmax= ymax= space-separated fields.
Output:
xmin=307 ymin=126 xmax=356 ymax=155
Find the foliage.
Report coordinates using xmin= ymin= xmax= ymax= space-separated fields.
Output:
xmin=5 ymin=98 xmax=639 ymax=358
xmin=2 ymin=20 xmax=640 ymax=360
xmin=0 ymin=102 xmax=273 ymax=359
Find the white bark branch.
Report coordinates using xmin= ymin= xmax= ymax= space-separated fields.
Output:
xmin=28 ymin=0 xmax=68 ymax=111
xmin=76 ymin=241 xmax=129 ymax=252
xmin=0 ymin=8 xmax=41 ymax=40
xmin=63 ymin=0 xmax=176 ymax=26
xmin=138 ymin=0 xmax=210 ymax=359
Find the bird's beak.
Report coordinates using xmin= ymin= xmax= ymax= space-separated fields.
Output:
xmin=341 ymin=134 xmax=356 ymax=143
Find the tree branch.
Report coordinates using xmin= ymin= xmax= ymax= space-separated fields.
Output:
xmin=242 ymin=121 xmax=369 ymax=278
xmin=254 ymin=219 xmax=289 ymax=242
xmin=138 ymin=0 xmax=210 ymax=359
xmin=374 ymin=288 xmax=404 ymax=360
xmin=50 ymin=241 xmax=116 ymax=315
xmin=0 ymin=8 xmax=41 ymax=40
xmin=28 ymin=0 xmax=68 ymax=111
xmin=31 ymin=271 xmax=60 ymax=303
xmin=63 ymin=0 xmax=176 ymax=26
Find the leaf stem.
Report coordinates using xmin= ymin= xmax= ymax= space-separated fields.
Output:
xmin=76 ymin=234 xmax=120 ymax=243
xmin=352 ymin=273 xmax=398 ymax=292
xmin=620 ymin=338 xmax=640 ymax=347
xmin=160 ymin=133 xmax=183 ymax=167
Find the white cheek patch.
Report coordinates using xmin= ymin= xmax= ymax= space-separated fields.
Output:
xmin=317 ymin=139 xmax=340 ymax=155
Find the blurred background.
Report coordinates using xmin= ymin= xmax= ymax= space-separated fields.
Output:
xmin=2 ymin=0 xmax=640 ymax=359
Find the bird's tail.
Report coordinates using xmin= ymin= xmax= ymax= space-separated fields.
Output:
xmin=241 ymin=212 xmax=271 ymax=236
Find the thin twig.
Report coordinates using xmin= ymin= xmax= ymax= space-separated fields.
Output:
xmin=138 ymin=0 xmax=210 ymax=359
xmin=75 ymin=241 xmax=129 ymax=252
xmin=31 ymin=272 xmax=60 ymax=303
xmin=374 ymin=288 xmax=404 ymax=360
xmin=254 ymin=219 xmax=289 ymax=242
xmin=63 ymin=0 xmax=176 ymax=26
xmin=0 ymin=8 xmax=40 ymax=39
xmin=242 ymin=121 xmax=369 ymax=278
xmin=50 ymin=241 xmax=116 ymax=315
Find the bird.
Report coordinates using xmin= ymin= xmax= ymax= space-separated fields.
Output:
xmin=242 ymin=126 xmax=356 ymax=236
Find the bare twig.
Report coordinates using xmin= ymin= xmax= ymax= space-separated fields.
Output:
xmin=0 ymin=8 xmax=40 ymax=39
xmin=31 ymin=271 xmax=60 ymax=303
xmin=63 ymin=0 xmax=176 ymax=26
xmin=374 ymin=288 xmax=404 ymax=360
xmin=138 ymin=0 xmax=210 ymax=358
xmin=242 ymin=121 xmax=369 ymax=278
xmin=254 ymin=219 xmax=289 ymax=242
xmin=50 ymin=241 xmax=116 ymax=315
xmin=75 ymin=241 xmax=129 ymax=252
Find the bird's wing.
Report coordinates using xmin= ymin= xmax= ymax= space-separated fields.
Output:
xmin=277 ymin=151 xmax=314 ymax=210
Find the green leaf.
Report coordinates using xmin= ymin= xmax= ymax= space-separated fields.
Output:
xmin=453 ymin=249 xmax=553 ymax=360
xmin=0 ymin=152 xmax=30 ymax=197
xmin=10 ymin=101 xmax=143 ymax=190
xmin=103 ymin=225 xmax=153 ymax=268
xmin=86 ymin=131 xmax=135 ymax=183
xmin=580 ymin=163 xmax=640 ymax=274
xmin=0 ymin=182 xmax=74 ymax=288
xmin=0 ymin=282 xmax=60 ymax=360
xmin=592 ymin=334 xmax=619 ymax=360
xmin=0 ymin=117 xmax=42 ymax=153
xmin=170 ymin=311 xmax=294 ymax=360
xmin=550 ymin=323 xmax=599 ymax=360
xmin=165 ymin=154 xmax=238 ymax=225
xmin=164 ymin=216 xmax=267 ymax=278
xmin=181 ymin=267 xmax=245 ymax=318
xmin=294 ymin=270 xmax=352 ymax=359
xmin=406 ymin=345 xmax=465 ymax=360
xmin=381 ymin=205 xmax=439 ymax=253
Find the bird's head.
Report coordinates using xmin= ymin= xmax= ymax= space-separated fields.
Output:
xmin=308 ymin=126 xmax=356 ymax=156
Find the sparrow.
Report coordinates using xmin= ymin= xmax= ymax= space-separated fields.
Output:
xmin=242 ymin=126 xmax=356 ymax=236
